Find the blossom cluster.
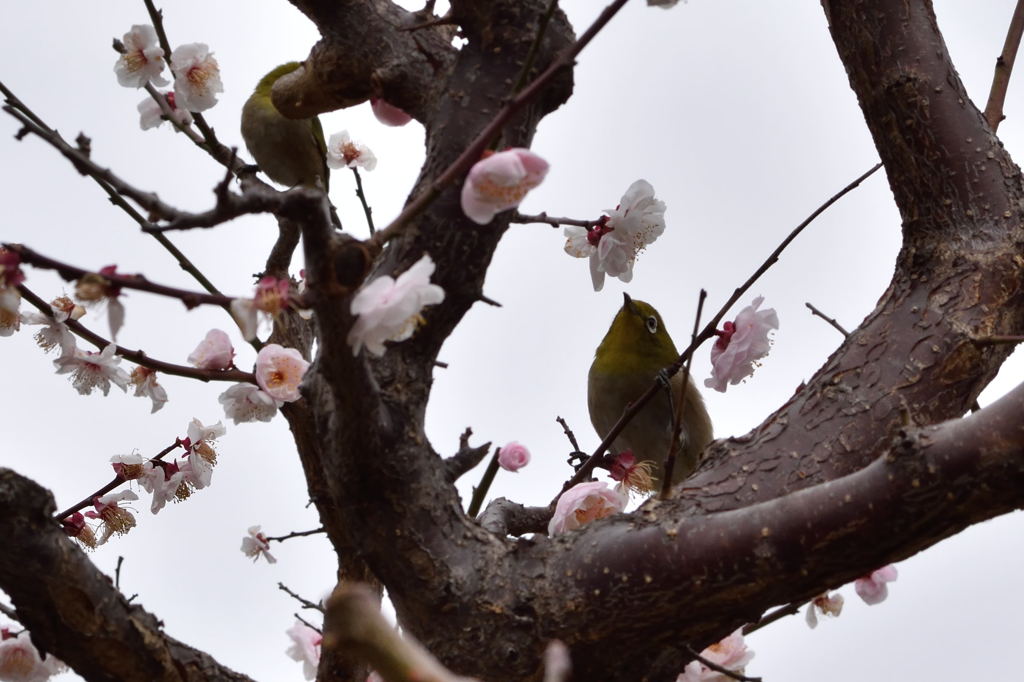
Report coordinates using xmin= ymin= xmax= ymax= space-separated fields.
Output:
xmin=60 ymin=419 xmax=226 ymax=549
xmin=114 ymin=24 xmax=223 ymax=130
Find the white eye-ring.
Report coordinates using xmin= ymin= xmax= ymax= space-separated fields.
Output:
xmin=646 ymin=315 xmax=658 ymax=334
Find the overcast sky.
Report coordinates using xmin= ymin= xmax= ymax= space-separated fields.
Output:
xmin=1 ymin=1 xmax=1022 ymax=680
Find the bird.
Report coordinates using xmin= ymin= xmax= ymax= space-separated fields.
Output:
xmin=241 ymin=62 xmax=330 ymax=192
xmin=588 ymin=293 xmax=713 ymax=492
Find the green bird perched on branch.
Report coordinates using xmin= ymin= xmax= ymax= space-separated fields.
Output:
xmin=588 ymin=293 xmax=713 ymax=492
xmin=241 ymin=62 xmax=330 ymax=192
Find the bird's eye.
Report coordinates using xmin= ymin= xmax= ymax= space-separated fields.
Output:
xmin=646 ymin=315 xmax=658 ymax=334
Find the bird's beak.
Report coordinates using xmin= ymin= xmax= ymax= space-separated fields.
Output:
xmin=622 ymin=292 xmax=638 ymax=314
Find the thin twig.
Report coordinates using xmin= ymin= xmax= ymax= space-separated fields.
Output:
xmin=367 ymin=0 xmax=633 ymax=249
xmin=805 ymin=301 xmax=850 ymax=337
xmin=114 ymin=556 xmax=125 ymax=589
xmin=11 ymin=244 xmax=233 ymax=308
xmin=467 ymin=448 xmax=501 ymax=518
xmin=743 ymin=599 xmax=809 ymax=636
xmin=659 ymin=289 xmax=706 ymax=499
xmin=559 ymin=162 xmax=883 ymax=494
xmin=683 ymin=645 xmax=760 ymax=682
xmin=511 ymin=211 xmax=605 ymax=229
xmin=985 ymin=0 xmax=1024 ymax=130
xmin=266 ymin=527 xmax=326 ymax=543
xmin=19 ymin=285 xmax=255 ymax=384
xmin=512 ymin=0 xmax=561 ymax=95
xmin=52 ymin=442 xmax=179 ymax=521
xmin=143 ymin=0 xmax=228 ymax=161
xmin=278 ymin=582 xmax=325 ymax=613
xmin=351 ymin=167 xmax=376 ymax=235
xmin=556 ymin=416 xmax=582 ymax=454
xmin=0 ymin=82 xmax=225 ymax=296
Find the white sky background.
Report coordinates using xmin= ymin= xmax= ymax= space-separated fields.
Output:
xmin=1 ymin=1 xmax=1022 ymax=680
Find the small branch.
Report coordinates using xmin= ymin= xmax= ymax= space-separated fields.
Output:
xmin=985 ymin=0 xmax=1024 ymax=130
xmin=683 ymin=645 xmax=760 ymax=682
xmin=278 ymin=582 xmax=325 ymax=613
xmin=478 ymin=498 xmax=551 ymax=537
xmin=659 ymin=289 xmax=706 ymax=499
xmin=477 ymin=294 xmax=502 ymax=307
xmin=742 ymin=599 xmax=809 ymax=636
xmin=294 ymin=613 xmax=322 ymax=636
xmin=805 ymin=301 xmax=850 ymax=337
xmin=444 ymin=429 xmax=492 ymax=482
xmin=52 ymin=441 xmax=179 ymax=522
xmin=114 ymin=556 xmax=125 ymax=590
xmin=555 ymin=416 xmax=583 ymax=455
xmin=366 ymin=0 xmax=634 ymax=249
xmin=466 ymin=448 xmax=501 ymax=518
xmin=143 ymin=0 xmax=231 ymax=163
xmin=11 ymin=244 xmax=233 ymax=308
xmin=0 ymin=82 xmax=224 ymax=296
xmin=19 ymin=285 xmax=255 ymax=384
xmin=265 ymin=527 xmax=326 ymax=543
xmin=511 ymin=211 xmax=604 ymax=229
xmin=351 ymin=167 xmax=376 ymax=235
xmin=511 ymin=0 xmax=561 ymax=95
xmin=323 ymin=583 xmax=479 ymax=682
xmin=559 ymin=162 xmax=882 ymax=493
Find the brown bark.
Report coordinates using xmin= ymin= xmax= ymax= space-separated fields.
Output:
xmin=3 ymin=1 xmax=1024 ymax=681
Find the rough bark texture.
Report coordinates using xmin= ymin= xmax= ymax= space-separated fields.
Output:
xmin=3 ymin=1 xmax=1024 ymax=681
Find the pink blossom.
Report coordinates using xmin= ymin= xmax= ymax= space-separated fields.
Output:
xmin=704 ymin=296 xmax=779 ymax=393
xmin=254 ymin=276 xmax=291 ymax=315
xmin=461 ymin=148 xmax=548 ymax=224
xmin=219 ymin=383 xmax=281 ymax=424
xmin=608 ymin=451 xmax=655 ymax=495
xmin=130 ymin=366 xmax=168 ymax=413
xmin=498 ymin=441 xmax=531 ymax=472
xmin=286 ymin=621 xmax=323 ymax=680
xmin=370 ymin=98 xmax=413 ymax=126
xmin=326 ymin=131 xmax=377 ymax=171
xmin=548 ymin=481 xmax=627 ymax=535
xmin=179 ymin=418 xmax=226 ymax=491
xmin=348 ymin=254 xmax=445 ymax=356
xmin=21 ymin=297 xmax=80 ymax=355
xmin=84 ymin=490 xmax=139 ymax=544
xmin=0 ymin=628 xmax=66 ymax=681
xmin=53 ymin=343 xmax=130 ymax=396
xmin=805 ymin=591 xmax=844 ymax=628
xmin=255 ymin=344 xmax=309 ymax=402
xmin=677 ymin=629 xmax=754 ymax=682
xmin=171 ymin=43 xmax=222 ymax=112
xmin=138 ymin=460 xmax=186 ymax=514
xmin=114 ymin=24 xmax=168 ymax=88
xmin=188 ymin=329 xmax=235 ymax=370
xmin=564 ymin=179 xmax=665 ymax=291
xmin=240 ymin=525 xmax=277 ymax=564
xmin=138 ymin=91 xmax=193 ymax=130
xmin=59 ymin=512 xmax=96 ymax=549
xmin=855 ymin=564 xmax=898 ymax=605
xmin=110 ymin=453 xmax=146 ymax=481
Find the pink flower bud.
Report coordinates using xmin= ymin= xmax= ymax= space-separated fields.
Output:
xmin=498 ymin=441 xmax=531 ymax=472
xmin=188 ymin=329 xmax=235 ymax=370
xmin=370 ymin=98 xmax=413 ymax=126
